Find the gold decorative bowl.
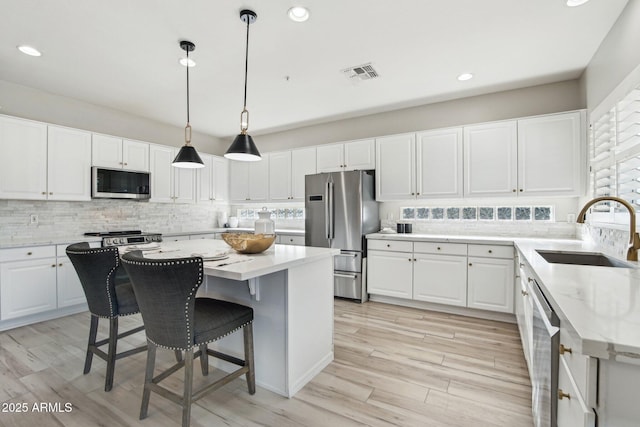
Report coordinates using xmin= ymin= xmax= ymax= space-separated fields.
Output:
xmin=221 ymin=233 xmax=276 ymax=254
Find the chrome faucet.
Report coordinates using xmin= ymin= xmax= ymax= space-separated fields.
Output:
xmin=577 ymin=196 xmax=640 ymax=261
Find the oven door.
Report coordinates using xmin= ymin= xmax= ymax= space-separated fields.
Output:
xmin=531 ymin=282 xmax=560 ymax=427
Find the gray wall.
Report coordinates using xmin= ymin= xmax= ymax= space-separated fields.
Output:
xmin=0 ymin=80 xmax=227 ymax=155
xmin=254 ymin=79 xmax=584 ymax=152
xmin=580 ymin=0 xmax=640 ymax=111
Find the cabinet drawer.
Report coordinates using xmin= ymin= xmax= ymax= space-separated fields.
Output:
xmin=279 ymin=235 xmax=305 ymax=245
xmin=190 ymin=233 xmax=217 ymax=239
xmin=0 ymin=245 xmax=56 ymax=262
xmin=413 ymin=242 xmax=467 ymax=256
xmin=468 ymin=244 xmax=513 ymax=259
xmin=559 ymin=326 xmax=597 ymax=406
xmin=557 ymin=357 xmax=596 ymax=427
xmin=368 ymin=239 xmax=412 ymax=253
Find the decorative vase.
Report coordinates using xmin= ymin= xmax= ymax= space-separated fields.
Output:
xmin=254 ymin=207 xmax=275 ymax=235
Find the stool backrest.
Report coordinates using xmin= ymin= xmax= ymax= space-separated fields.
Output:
xmin=121 ymin=251 xmax=204 ymax=350
xmin=66 ymin=242 xmax=123 ymax=318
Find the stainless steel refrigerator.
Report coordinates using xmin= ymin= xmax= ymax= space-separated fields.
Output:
xmin=305 ymin=170 xmax=379 ymax=302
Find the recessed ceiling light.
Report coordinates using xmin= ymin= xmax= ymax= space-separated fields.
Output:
xmin=288 ymin=6 xmax=310 ymax=22
xmin=457 ymin=73 xmax=473 ymax=81
xmin=17 ymin=45 xmax=42 ymax=57
xmin=566 ymin=0 xmax=589 ymax=6
xmin=179 ymin=58 xmax=196 ymax=67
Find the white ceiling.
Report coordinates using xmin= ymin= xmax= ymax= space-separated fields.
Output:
xmin=0 ymin=0 xmax=629 ymax=138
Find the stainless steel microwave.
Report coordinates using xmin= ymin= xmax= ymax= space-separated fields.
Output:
xmin=91 ymin=167 xmax=151 ymax=199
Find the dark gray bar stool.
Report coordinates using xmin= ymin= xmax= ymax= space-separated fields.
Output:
xmin=121 ymin=251 xmax=255 ymax=427
xmin=66 ymin=242 xmax=148 ymax=391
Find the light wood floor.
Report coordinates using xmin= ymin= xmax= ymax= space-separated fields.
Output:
xmin=0 ymin=300 xmax=533 ymax=426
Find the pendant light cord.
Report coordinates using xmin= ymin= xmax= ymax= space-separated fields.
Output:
xmin=243 ymin=16 xmax=250 ymax=109
xmin=186 ymin=49 xmax=190 ymax=124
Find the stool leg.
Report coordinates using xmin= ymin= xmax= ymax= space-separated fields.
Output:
xmin=174 ymin=350 xmax=183 ymax=362
xmin=104 ymin=317 xmax=118 ymax=392
xmin=84 ymin=315 xmax=98 ymax=375
xmin=140 ymin=342 xmax=156 ymax=420
xmin=243 ymin=323 xmax=256 ymax=395
xmin=199 ymin=344 xmax=208 ymax=376
xmin=182 ymin=348 xmax=194 ymax=427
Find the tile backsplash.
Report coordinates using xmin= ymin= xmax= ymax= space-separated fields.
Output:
xmin=580 ymin=223 xmax=631 ymax=260
xmin=0 ymin=199 xmax=229 ymax=241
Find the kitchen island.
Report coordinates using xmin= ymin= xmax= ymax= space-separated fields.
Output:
xmin=138 ymin=239 xmax=339 ymax=398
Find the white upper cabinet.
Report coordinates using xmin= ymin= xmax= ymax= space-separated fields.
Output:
xmin=47 ymin=125 xmax=92 ymax=201
xmin=416 ymin=128 xmax=463 ymax=198
xmin=375 ymin=133 xmax=416 ymax=200
xmin=0 ymin=115 xmax=48 ymax=200
xmin=464 ymin=121 xmax=518 ymax=197
xmin=229 ymin=155 xmax=269 ymax=202
xmin=149 ymin=144 xmax=195 ymax=204
xmin=0 ymin=117 xmax=90 ymax=201
xmin=316 ymin=139 xmax=375 ymax=172
xmin=291 ymin=147 xmax=317 ymax=200
xmin=269 ymin=151 xmax=292 ymax=201
xmin=517 ymin=111 xmax=584 ymax=196
xmin=92 ymin=133 xmax=149 ymax=172
xmin=198 ymin=154 xmax=229 ymax=203
xmin=269 ymin=147 xmax=317 ymax=201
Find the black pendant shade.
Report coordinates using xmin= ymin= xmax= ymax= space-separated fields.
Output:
xmin=172 ymin=40 xmax=204 ymax=169
xmin=225 ymin=133 xmax=261 ymax=162
xmin=224 ymin=9 xmax=261 ymax=162
xmin=172 ymin=144 xmax=204 ymax=168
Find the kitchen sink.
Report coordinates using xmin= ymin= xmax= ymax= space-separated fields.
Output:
xmin=535 ymin=250 xmax=635 ymax=268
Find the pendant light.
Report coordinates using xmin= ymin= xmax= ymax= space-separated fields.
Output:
xmin=225 ymin=9 xmax=261 ymax=162
xmin=172 ymin=40 xmax=204 ymax=169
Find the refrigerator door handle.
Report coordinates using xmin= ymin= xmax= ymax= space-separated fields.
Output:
xmin=327 ymin=181 xmax=335 ymax=240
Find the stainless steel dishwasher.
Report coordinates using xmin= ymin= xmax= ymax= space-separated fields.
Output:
xmin=530 ymin=279 xmax=560 ymax=427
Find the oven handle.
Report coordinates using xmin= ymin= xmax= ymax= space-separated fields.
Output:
xmin=334 ymin=273 xmax=358 ymax=280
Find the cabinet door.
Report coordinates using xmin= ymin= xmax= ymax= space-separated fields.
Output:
xmin=122 ymin=139 xmax=150 ymax=172
xmin=0 ymin=116 xmax=48 ymax=200
xmin=291 ymin=147 xmax=316 ymax=200
xmin=557 ymin=357 xmax=596 ymax=427
xmin=198 ymin=154 xmax=214 ymax=203
xmin=47 ymin=126 xmax=92 ymax=201
xmin=517 ymin=111 xmax=583 ymax=196
xmin=367 ymin=250 xmax=413 ymax=299
xmin=467 ymin=257 xmax=515 ymax=313
xmin=149 ymin=145 xmax=174 ymax=203
xmin=173 ymin=151 xmax=196 ymax=204
xmin=212 ymin=155 xmax=229 ymax=201
xmin=316 ymin=143 xmax=344 ymax=172
xmin=229 ymin=161 xmax=250 ymax=201
xmin=92 ymin=133 xmax=123 ymax=169
xmin=57 ymin=256 xmax=86 ymax=307
xmin=416 ymin=128 xmax=463 ymax=198
xmin=269 ymin=151 xmax=292 ymax=201
xmin=344 ymin=139 xmax=375 ymax=170
xmin=1 ymin=258 xmax=57 ymax=320
xmin=413 ymin=254 xmax=467 ymax=306
xmin=375 ymin=133 xmax=415 ymax=201
xmin=464 ymin=121 xmax=518 ymax=197
xmin=248 ymin=155 xmax=269 ymax=201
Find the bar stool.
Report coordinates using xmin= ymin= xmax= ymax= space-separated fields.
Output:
xmin=121 ymin=251 xmax=255 ymax=427
xmin=65 ymin=242 xmax=148 ymax=391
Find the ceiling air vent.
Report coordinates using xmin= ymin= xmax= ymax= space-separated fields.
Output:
xmin=342 ymin=63 xmax=379 ymax=81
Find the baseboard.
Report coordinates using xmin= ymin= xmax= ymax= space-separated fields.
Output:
xmin=288 ymin=351 xmax=334 ymax=398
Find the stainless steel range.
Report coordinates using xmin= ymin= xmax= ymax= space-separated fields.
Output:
xmin=84 ymin=230 xmax=163 ymax=247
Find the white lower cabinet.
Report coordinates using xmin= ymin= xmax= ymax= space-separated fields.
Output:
xmin=1 ymin=257 xmax=58 ymax=320
xmin=277 ymin=234 xmax=305 ymax=246
xmin=368 ymin=239 xmax=514 ymax=314
xmin=413 ymin=244 xmax=467 ymax=307
xmin=367 ymin=249 xmax=413 ymax=299
xmin=557 ymin=357 xmax=596 ymax=427
xmin=0 ymin=244 xmax=88 ymax=325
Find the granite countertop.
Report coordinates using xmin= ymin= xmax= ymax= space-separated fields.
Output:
xmin=514 ymin=239 xmax=640 ymax=364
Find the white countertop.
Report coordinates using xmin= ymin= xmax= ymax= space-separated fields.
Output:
xmin=124 ymin=239 xmax=337 ymax=281
xmin=367 ymin=232 xmax=515 ymax=245
xmin=514 ymin=238 xmax=640 ymax=363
